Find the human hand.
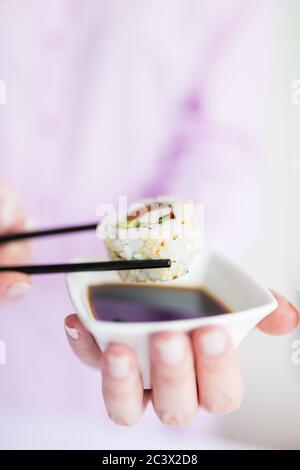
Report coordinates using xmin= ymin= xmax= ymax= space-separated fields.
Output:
xmin=64 ymin=291 xmax=299 ymax=426
xmin=0 ymin=184 xmax=32 ymax=299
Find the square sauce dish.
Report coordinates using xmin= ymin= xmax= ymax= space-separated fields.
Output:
xmin=66 ymin=251 xmax=277 ymax=389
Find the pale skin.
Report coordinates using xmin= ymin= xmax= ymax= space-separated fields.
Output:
xmin=64 ymin=296 xmax=299 ymax=426
xmin=1 ymin=187 xmax=299 ymax=426
xmin=0 ymin=185 xmax=33 ymax=299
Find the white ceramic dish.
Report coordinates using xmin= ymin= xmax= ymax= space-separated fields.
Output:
xmin=66 ymin=252 xmax=277 ymax=388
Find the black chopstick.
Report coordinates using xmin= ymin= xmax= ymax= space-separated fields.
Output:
xmin=0 ymin=222 xmax=98 ymax=244
xmin=0 ymin=259 xmax=172 ymax=275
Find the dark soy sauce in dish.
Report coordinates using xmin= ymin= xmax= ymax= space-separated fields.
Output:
xmin=88 ymin=283 xmax=229 ymax=323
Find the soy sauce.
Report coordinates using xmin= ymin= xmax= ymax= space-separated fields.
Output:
xmin=88 ymin=283 xmax=229 ymax=323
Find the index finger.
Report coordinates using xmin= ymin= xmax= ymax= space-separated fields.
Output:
xmin=0 ymin=185 xmax=26 ymax=233
xmin=0 ymin=219 xmax=33 ymax=299
xmin=0 ymin=271 xmax=31 ymax=299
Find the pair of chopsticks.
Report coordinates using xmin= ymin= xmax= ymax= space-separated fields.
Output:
xmin=0 ymin=222 xmax=171 ymax=275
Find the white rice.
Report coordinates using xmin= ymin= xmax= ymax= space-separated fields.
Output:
xmin=99 ymin=196 xmax=203 ymax=282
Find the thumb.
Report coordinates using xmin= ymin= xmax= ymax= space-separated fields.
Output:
xmin=64 ymin=314 xmax=102 ymax=368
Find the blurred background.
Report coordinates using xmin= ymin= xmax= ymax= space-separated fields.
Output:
xmin=0 ymin=0 xmax=299 ymax=450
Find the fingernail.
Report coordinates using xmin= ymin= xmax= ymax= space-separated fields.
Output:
xmin=6 ymin=282 xmax=31 ymax=299
xmin=24 ymin=217 xmax=38 ymax=231
xmin=64 ymin=324 xmax=80 ymax=340
xmin=106 ymin=354 xmax=131 ymax=379
xmin=154 ymin=336 xmax=186 ymax=365
xmin=199 ymin=330 xmax=227 ymax=356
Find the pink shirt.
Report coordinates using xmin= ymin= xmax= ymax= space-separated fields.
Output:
xmin=0 ymin=0 xmax=272 ymax=442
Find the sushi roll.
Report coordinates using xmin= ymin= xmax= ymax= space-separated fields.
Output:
xmin=99 ymin=196 xmax=203 ymax=282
